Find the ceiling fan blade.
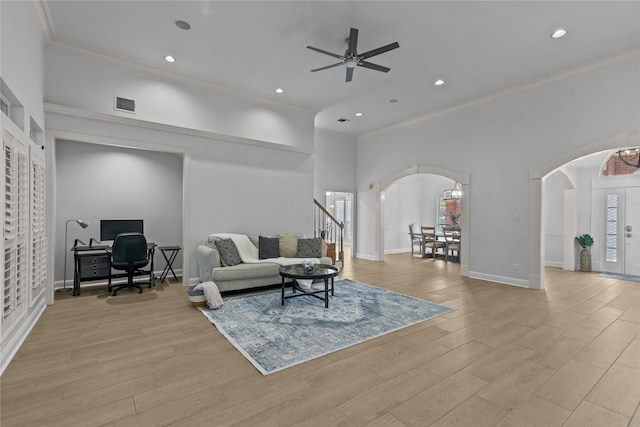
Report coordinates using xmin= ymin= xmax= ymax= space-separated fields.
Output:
xmin=347 ymin=27 xmax=359 ymax=55
xmin=310 ymin=62 xmax=345 ymax=72
xmin=346 ymin=67 xmax=354 ymax=82
xmin=358 ymin=61 xmax=391 ymax=73
xmin=307 ymin=45 xmax=344 ymax=60
xmin=359 ymin=41 xmax=400 ymax=60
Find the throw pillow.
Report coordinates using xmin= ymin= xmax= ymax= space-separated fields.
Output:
xmin=279 ymin=234 xmax=298 ymax=258
xmin=206 ymin=235 xmax=221 ymax=249
xmin=215 ymin=238 xmax=242 ymax=266
xmin=297 ymin=237 xmax=322 ymax=258
xmin=259 ymin=236 xmax=280 ymax=259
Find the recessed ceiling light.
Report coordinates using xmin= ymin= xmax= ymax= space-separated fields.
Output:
xmin=434 ymin=79 xmax=445 ymax=86
xmin=275 ymin=88 xmax=284 ymax=94
xmin=551 ymin=28 xmax=567 ymax=39
xmin=175 ymin=20 xmax=191 ymax=30
xmin=355 ymin=112 xmax=363 ymax=117
xmin=164 ymin=55 xmax=176 ymax=63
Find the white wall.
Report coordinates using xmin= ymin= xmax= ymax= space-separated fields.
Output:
xmin=383 ymin=174 xmax=454 ymax=253
xmin=45 ymin=49 xmax=315 ymax=150
xmin=44 ymin=49 xmax=320 ymax=282
xmin=1 ymin=1 xmax=45 ymax=132
xmin=543 ymin=171 xmax=567 ymax=267
xmin=313 ymin=129 xmax=357 ymax=200
xmin=54 ymin=140 xmax=183 ymax=285
xmin=356 ymin=59 xmax=640 ymax=286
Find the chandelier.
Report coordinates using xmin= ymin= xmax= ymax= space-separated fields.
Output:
xmin=617 ymin=147 xmax=640 ymax=168
xmin=444 ymin=182 xmax=462 ymax=199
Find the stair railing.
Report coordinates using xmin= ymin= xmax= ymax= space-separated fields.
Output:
xmin=313 ymin=198 xmax=344 ymax=266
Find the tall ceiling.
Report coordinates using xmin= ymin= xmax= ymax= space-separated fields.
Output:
xmin=42 ymin=1 xmax=640 ymax=136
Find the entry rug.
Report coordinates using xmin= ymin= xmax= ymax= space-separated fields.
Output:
xmin=599 ymin=272 xmax=640 ymax=283
xmin=199 ymin=279 xmax=455 ymax=375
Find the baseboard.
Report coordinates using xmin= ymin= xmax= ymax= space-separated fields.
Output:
xmin=545 ymin=261 xmax=563 ymax=268
xmin=384 ymin=248 xmax=410 ymax=255
xmin=467 ymin=271 xmax=530 ymax=288
xmin=0 ymin=299 xmax=46 ymax=376
xmin=354 ymin=253 xmax=377 ymax=261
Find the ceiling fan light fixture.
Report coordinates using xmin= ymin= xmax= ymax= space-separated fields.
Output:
xmin=307 ymin=27 xmax=399 ymax=82
xmin=551 ymin=28 xmax=567 ymax=39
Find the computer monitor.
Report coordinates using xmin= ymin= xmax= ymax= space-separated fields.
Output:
xmin=100 ymin=219 xmax=144 ymax=241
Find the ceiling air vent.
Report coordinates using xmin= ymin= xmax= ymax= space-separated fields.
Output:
xmin=114 ymin=96 xmax=136 ymax=113
xmin=337 ymin=118 xmax=350 ymax=123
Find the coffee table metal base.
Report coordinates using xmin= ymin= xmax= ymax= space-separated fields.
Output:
xmin=281 ymin=277 xmax=334 ymax=308
xmin=279 ymin=264 xmax=340 ymax=309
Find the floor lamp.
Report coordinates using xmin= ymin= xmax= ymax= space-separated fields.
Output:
xmin=60 ymin=219 xmax=89 ymax=292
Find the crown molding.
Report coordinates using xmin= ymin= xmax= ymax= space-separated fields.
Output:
xmin=44 ymin=103 xmax=314 ymax=155
xmin=44 ymin=39 xmax=318 ymax=118
xmin=315 ymin=127 xmax=357 ymax=141
xmin=360 ymin=48 xmax=640 ymax=141
xmin=28 ymin=1 xmax=54 ymax=43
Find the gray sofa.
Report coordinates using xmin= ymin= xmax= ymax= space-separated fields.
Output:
xmin=196 ymin=233 xmax=332 ymax=293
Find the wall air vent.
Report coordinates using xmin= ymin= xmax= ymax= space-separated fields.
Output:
xmin=114 ymin=96 xmax=136 ymax=113
xmin=337 ymin=118 xmax=350 ymax=122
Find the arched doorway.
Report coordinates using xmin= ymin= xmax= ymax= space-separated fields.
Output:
xmin=375 ymin=165 xmax=470 ymax=277
xmin=531 ymin=132 xmax=640 ymax=289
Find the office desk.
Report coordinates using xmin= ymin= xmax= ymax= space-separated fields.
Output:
xmin=72 ymin=243 xmax=156 ymax=296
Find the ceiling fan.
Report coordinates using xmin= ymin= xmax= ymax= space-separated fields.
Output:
xmin=307 ymin=27 xmax=399 ymax=82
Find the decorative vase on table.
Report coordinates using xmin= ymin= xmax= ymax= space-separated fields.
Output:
xmin=575 ymin=234 xmax=594 ymax=272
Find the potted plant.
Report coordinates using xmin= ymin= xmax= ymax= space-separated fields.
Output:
xmin=575 ymin=234 xmax=594 ymax=272
xmin=449 ymin=213 xmax=461 ymax=228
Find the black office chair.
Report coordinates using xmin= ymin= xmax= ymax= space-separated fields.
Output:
xmin=108 ymin=233 xmax=152 ymax=296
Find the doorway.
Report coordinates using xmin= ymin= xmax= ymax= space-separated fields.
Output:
xmin=375 ymin=165 xmax=470 ymax=276
xmin=624 ymin=186 xmax=640 ymax=275
xmin=593 ymin=184 xmax=640 ymax=275
xmin=325 ymin=191 xmax=354 ymax=246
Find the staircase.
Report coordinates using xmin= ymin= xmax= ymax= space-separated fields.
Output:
xmin=313 ymin=198 xmax=344 ymax=267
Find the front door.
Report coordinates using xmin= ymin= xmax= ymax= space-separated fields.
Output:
xmin=624 ymin=186 xmax=640 ymax=275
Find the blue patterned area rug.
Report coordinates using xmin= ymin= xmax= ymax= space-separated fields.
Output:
xmin=599 ymin=272 xmax=640 ymax=282
xmin=199 ymin=278 xmax=455 ymax=375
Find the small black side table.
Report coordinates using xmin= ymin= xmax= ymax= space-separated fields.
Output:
xmin=158 ymin=245 xmax=181 ymax=283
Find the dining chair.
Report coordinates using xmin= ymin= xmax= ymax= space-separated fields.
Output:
xmin=421 ymin=226 xmax=446 ymax=260
xmin=408 ymin=223 xmax=423 ymax=256
xmin=443 ymin=227 xmax=461 ymax=262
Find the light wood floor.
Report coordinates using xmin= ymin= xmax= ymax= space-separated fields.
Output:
xmin=2 ymin=254 xmax=639 ymax=426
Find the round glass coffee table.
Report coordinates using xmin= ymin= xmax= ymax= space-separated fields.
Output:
xmin=279 ymin=264 xmax=340 ymax=308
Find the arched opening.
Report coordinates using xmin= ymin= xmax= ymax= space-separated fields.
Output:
xmin=532 ymin=132 xmax=640 ymax=289
xmin=375 ymin=165 xmax=470 ymax=277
